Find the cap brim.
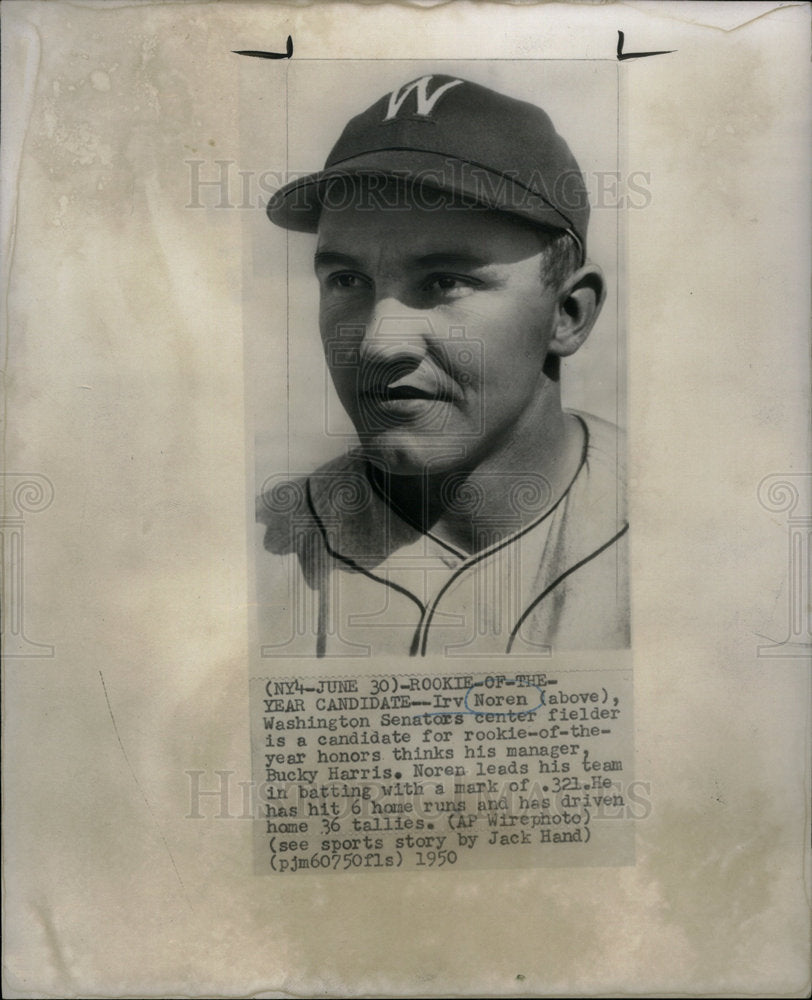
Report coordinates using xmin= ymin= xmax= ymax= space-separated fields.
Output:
xmin=265 ymin=149 xmax=584 ymax=257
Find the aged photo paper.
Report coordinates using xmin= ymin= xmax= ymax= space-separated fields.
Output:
xmin=2 ymin=1 xmax=810 ymax=997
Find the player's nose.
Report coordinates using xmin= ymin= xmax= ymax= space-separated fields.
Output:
xmin=358 ymin=299 xmax=434 ymax=367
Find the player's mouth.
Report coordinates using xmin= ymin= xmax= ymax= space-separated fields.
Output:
xmin=359 ymin=381 xmax=455 ymax=420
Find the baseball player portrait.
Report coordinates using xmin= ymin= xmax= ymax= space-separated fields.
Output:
xmin=254 ymin=68 xmax=628 ymax=658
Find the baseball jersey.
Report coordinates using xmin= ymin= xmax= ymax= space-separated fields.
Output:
xmin=255 ymin=411 xmax=628 ymax=658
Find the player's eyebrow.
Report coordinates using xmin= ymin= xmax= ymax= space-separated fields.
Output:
xmin=313 ymin=250 xmax=360 ymax=271
xmin=314 ymin=250 xmax=492 ymax=271
xmin=411 ymin=252 xmax=490 ymax=270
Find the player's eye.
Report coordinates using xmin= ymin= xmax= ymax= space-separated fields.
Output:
xmin=423 ymin=274 xmax=479 ymax=296
xmin=328 ymin=271 xmax=370 ymax=290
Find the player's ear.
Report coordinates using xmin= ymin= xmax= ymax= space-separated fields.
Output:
xmin=547 ymin=263 xmax=606 ymax=357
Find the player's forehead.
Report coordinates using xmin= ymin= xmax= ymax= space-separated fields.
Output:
xmin=315 ymin=181 xmax=544 ymax=266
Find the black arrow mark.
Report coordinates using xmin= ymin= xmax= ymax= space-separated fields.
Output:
xmin=617 ymin=30 xmax=674 ymax=61
xmin=233 ymin=36 xmax=293 ymax=60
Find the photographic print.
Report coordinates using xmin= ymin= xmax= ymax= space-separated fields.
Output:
xmin=249 ymin=61 xmax=629 ymax=659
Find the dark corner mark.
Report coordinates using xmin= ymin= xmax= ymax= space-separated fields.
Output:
xmin=232 ymin=32 xmax=670 ymax=63
xmin=617 ymin=30 xmax=675 ymax=61
xmin=233 ymin=36 xmax=293 ymax=60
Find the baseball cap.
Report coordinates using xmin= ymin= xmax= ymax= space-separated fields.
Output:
xmin=266 ymin=75 xmax=590 ymax=260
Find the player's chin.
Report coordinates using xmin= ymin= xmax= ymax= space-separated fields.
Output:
xmin=359 ymin=432 xmax=474 ymax=479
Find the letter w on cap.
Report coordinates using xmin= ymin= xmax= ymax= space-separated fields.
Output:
xmin=383 ymin=76 xmax=464 ymax=121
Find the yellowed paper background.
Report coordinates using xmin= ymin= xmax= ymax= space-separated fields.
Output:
xmin=2 ymin=1 xmax=810 ymax=996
